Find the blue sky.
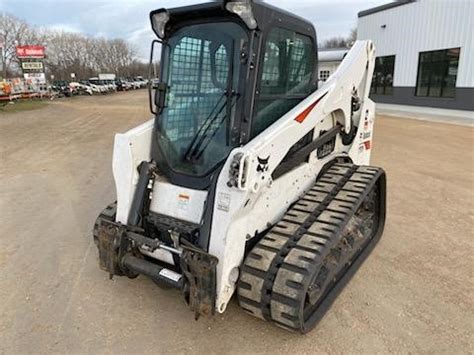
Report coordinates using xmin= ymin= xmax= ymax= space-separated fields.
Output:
xmin=1 ymin=0 xmax=389 ymax=60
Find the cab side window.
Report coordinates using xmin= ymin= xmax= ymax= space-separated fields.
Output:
xmin=252 ymin=27 xmax=315 ymax=137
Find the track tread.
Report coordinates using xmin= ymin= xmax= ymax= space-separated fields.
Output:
xmin=237 ymin=163 xmax=386 ymax=333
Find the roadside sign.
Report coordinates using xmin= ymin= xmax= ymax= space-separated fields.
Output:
xmin=21 ymin=62 xmax=44 ymax=70
xmin=23 ymin=73 xmax=46 ymax=84
xmin=17 ymin=45 xmax=46 ymax=78
xmin=98 ymin=73 xmax=116 ymax=80
xmin=16 ymin=45 xmax=46 ymax=58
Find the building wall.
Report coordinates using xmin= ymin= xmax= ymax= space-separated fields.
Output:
xmin=358 ymin=0 xmax=474 ymax=110
xmin=318 ymin=61 xmax=341 ymax=80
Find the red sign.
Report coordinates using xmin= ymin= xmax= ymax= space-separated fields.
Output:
xmin=16 ymin=45 xmax=45 ymax=58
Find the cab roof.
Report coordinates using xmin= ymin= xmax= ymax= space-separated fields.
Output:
xmin=151 ymin=1 xmax=316 ymax=40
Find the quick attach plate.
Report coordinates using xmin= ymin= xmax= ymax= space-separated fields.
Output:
xmin=180 ymin=245 xmax=219 ymax=320
xmin=96 ymin=219 xmax=132 ymax=278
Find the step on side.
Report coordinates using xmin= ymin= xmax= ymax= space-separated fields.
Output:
xmin=237 ymin=163 xmax=386 ymax=333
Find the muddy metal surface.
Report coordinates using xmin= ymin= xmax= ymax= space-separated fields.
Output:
xmin=0 ymin=91 xmax=472 ymax=353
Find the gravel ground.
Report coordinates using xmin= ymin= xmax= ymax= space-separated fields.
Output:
xmin=0 ymin=91 xmax=472 ymax=354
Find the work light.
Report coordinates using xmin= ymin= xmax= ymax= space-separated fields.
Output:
xmin=225 ymin=1 xmax=257 ymax=29
xmin=150 ymin=10 xmax=170 ymax=39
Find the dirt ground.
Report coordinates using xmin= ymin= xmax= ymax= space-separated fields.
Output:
xmin=0 ymin=91 xmax=473 ymax=354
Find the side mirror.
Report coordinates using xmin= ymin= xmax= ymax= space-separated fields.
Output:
xmin=148 ymin=39 xmax=164 ymax=114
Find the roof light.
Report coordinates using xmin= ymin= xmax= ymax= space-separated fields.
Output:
xmin=150 ymin=10 xmax=170 ymax=39
xmin=225 ymin=1 xmax=257 ymax=30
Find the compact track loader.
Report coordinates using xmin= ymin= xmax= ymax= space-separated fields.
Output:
xmin=94 ymin=0 xmax=386 ymax=333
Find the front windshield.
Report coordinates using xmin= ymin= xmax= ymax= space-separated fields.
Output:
xmin=156 ymin=22 xmax=247 ymax=176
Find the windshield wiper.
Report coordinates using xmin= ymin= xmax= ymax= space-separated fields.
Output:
xmin=184 ymin=40 xmax=238 ymax=162
xmin=183 ymin=91 xmax=229 ymax=162
xmin=189 ymin=92 xmax=239 ymax=162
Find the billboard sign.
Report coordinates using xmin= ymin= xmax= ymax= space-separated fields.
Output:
xmin=17 ymin=45 xmax=46 ymax=79
xmin=16 ymin=45 xmax=46 ymax=59
xmin=98 ymin=73 xmax=116 ymax=80
xmin=23 ymin=73 xmax=46 ymax=84
xmin=21 ymin=61 xmax=44 ymax=71
xmin=20 ymin=57 xmax=44 ymax=74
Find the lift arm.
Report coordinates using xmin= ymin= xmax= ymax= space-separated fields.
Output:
xmin=209 ymin=40 xmax=377 ymax=312
xmin=233 ymin=40 xmax=376 ymax=193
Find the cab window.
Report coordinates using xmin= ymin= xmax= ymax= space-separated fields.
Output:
xmin=252 ymin=27 xmax=315 ymax=137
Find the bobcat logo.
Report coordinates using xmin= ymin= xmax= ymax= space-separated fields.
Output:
xmin=257 ymin=156 xmax=270 ymax=173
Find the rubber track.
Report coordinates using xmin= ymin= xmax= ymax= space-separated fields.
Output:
xmin=237 ymin=163 xmax=384 ymax=332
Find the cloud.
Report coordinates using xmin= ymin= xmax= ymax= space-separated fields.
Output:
xmin=47 ymin=23 xmax=83 ymax=34
xmin=127 ymin=25 xmax=155 ymax=61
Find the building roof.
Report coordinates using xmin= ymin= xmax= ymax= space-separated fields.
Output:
xmin=358 ymin=0 xmax=415 ymax=18
xmin=318 ymin=48 xmax=349 ymax=62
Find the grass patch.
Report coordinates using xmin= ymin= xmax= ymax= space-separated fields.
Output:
xmin=0 ymin=99 xmax=48 ymax=114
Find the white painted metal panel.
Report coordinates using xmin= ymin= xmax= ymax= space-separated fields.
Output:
xmin=149 ymin=181 xmax=208 ymax=224
xmin=113 ymin=119 xmax=154 ymax=224
xmin=358 ymin=0 xmax=473 ymax=88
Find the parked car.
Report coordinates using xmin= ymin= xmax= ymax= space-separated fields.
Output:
xmin=89 ymin=79 xmax=110 ymax=94
xmin=104 ymin=79 xmax=117 ymax=92
xmin=115 ymin=79 xmax=130 ymax=91
xmin=51 ymin=80 xmax=73 ymax=97
xmin=84 ymin=80 xmax=105 ymax=94
xmin=125 ymin=78 xmax=141 ymax=90
xmin=117 ymin=78 xmax=133 ymax=91
xmin=70 ymin=82 xmax=93 ymax=96
xmin=134 ymin=76 xmax=148 ymax=88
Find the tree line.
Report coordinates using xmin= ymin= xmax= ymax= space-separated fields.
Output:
xmin=0 ymin=11 xmax=356 ymax=80
xmin=0 ymin=13 xmax=148 ymax=80
xmin=320 ymin=28 xmax=357 ymax=49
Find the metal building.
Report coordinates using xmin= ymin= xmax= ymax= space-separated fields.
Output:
xmin=318 ymin=48 xmax=349 ymax=82
xmin=357 ymin=0 xmax=473 ymax=111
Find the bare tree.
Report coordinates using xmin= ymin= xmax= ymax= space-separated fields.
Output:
xmin=120 ymin=59 xmax=149 ymax=78
xmin=0 ymin=13 xmax=147 ymax=80
xmin=321 ymin=28 xmax=357 ymax=49
xmin=349 ymin=28 xmax=357 ymax=43
xmin=0 ymin=13 xmax=31 ymax=78
xmin=321 ymin=36 xmax=349 ymax=49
